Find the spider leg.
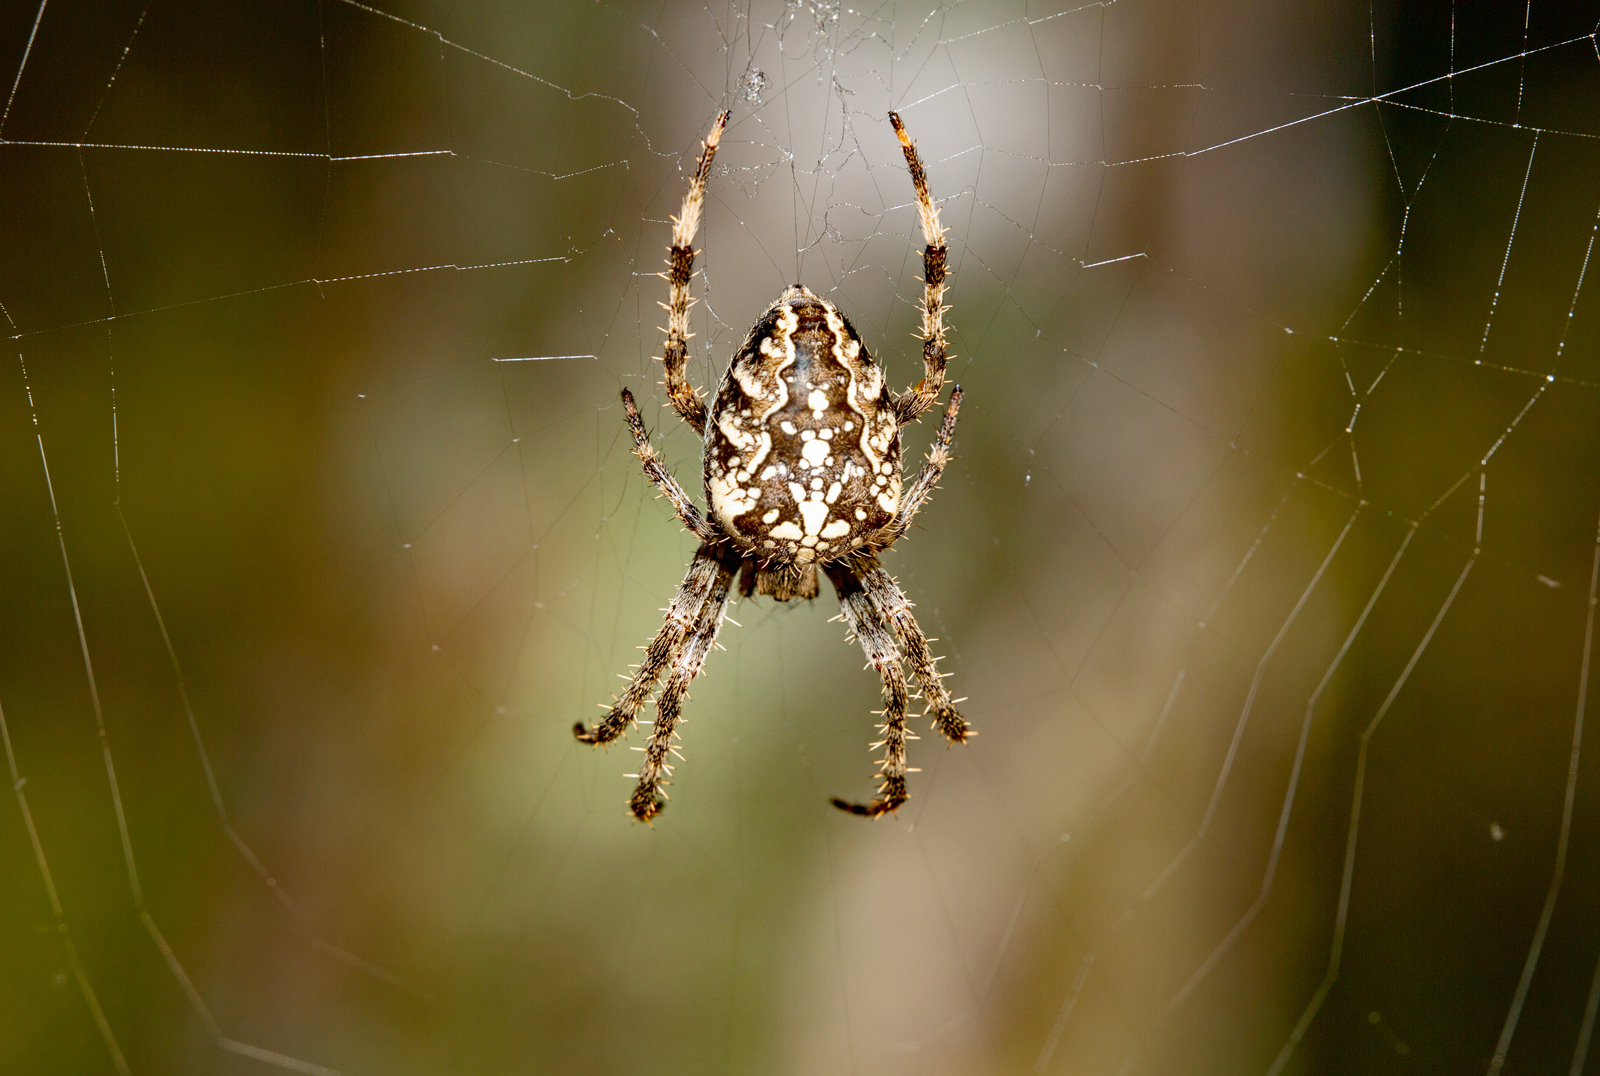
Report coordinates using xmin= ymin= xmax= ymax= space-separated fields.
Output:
xmin=860 ymin=566 xmax=970 ymax=744
xmin=621 ymin=387 xmax=727 ymax=546
xmin=659 ymin=110 xmax=729 ymax=436
xmin=574 ymin=543 xmax=726 ymax=746
xmin=871 ymin=385 xmax=960 ymax=551
xmin=887 ymin=112 xmax=950 ymax=428
xmin=825 ymin=565 xmax=911 ymax=817
xmin=629 ymin=552 xmax=737 ymax=821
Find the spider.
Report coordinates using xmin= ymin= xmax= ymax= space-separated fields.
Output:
xmin=575 ymin=110 xmax=968 ymax=822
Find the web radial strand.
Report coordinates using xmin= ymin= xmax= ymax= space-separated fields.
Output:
xmin=1488 ymin=504 xmax=1600 ymax=1075
xmin=7 ymin=2 xmax=1600 ymax=1074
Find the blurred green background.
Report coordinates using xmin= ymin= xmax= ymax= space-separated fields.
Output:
xmin=3 ymin=1 xmax=1600 ymax=1074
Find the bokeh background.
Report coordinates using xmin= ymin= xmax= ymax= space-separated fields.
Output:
xmin=4 ymin=1 xmax=1600 ymax=1073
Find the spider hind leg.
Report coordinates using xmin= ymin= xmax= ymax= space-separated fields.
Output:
xmin=628 ymin=549 xmax=737 ymax=821
xmin=574 ymin=543 xmax=728 ymax=747
xmin=861 ymin=566 xmax=969 ymax=744
xmin=825 ymin=563 xmax=911 ymax=817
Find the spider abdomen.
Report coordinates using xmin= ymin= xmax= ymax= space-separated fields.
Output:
xmin=704 ymin=286 xmax=902 ymax=565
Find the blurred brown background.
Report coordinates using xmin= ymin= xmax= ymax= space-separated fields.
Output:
xmin=3 ymin=1 xmax=1600 ymax=1074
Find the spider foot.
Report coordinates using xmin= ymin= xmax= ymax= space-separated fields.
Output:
xmin=829 ymin=775 xmax=907 ymax=817
xmin=574 ymin=711 xmax=627 ymax=745
xmin=630 ymin=784 xmax=667 ymax=822
xmin=929 ymin=705 xmax=970 ymax=744
xmin=620 ymin=387 xmax=645 ymax=438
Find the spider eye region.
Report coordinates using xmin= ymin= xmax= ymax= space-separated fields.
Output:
xmin=704 ymin=294 xmax=902 ymax=564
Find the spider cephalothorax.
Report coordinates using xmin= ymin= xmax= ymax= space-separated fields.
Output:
xmin=575 ymin=110 xmax=968 ymax=821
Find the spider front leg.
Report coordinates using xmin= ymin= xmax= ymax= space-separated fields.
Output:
xmin=825 ymin=564 xmax=912 ymax=817
xmin=629 ymin=550 xmax=737 ymax=821
xmin=620 ymin=387 xmax=726 ymax=546
xmin=574 ymin=543 xmax=726 ymax=746
xmin=658 ymin=110 xmax=729 ymax=436
xmin=887 ymin=111 xmax=950 ymax=427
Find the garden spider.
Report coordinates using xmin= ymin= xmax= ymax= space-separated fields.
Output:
xmin=575 ymin=110 xmax=968 ymax=821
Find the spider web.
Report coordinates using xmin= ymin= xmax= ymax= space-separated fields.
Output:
xmin=3 ymin=1 xmax=1600 ymax=1073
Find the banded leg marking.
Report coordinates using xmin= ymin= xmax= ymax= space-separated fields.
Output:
xmin=659 ymin=111 xmax=729 ymax=435
xmin=888 ymin=111 xmax=950 ymax=427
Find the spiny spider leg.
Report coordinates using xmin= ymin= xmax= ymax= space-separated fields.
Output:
xmin=660 ymin=110 xmax=729 ymax=436
xmin=573 ymin=543 xmax=725 ymax=746
xmin=872 ymin=385 xmax=961 ymax=551
xmin=887 ymin=112 xmax=950 ymax=427
xmin=860 ymin=566 xmax=970 ymax=745
xmin=630 ymin=551 xmax=737 ymax=821
xmin=826 ymin=565 xmax=911 ymax=817
xmin=621 ymin=387 xmax=726 ymax=546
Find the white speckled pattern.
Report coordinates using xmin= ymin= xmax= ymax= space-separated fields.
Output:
xmin=704 ymin=286 xmax=902 ymax=563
